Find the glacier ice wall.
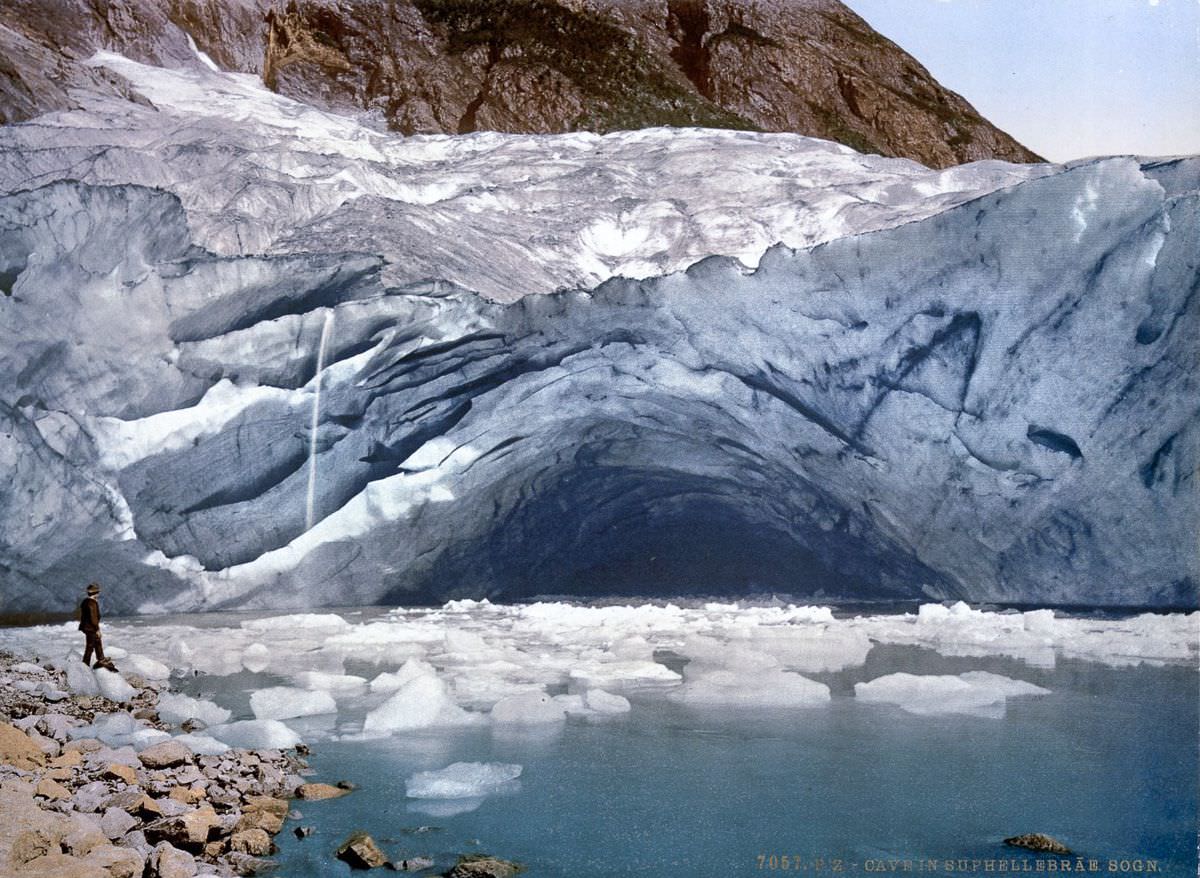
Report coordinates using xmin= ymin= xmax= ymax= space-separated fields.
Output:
xmin=1 ymin=151 xmax=1195 ymax=613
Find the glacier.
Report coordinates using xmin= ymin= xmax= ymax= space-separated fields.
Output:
xmin=0 ymin=53 xmax=1196 ymax=613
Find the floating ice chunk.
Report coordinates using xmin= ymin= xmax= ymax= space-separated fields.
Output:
xmin=1022 ymin=609 xmax=1057 ymax=634
xmin=584 ymin=689 xmax=631 ymax=714
xmin=173 ymin=733 xmax=230 ymax=755
xmin=208 ymin=719 xmax=302 ymax=749
xmin=405 ymin=762 xmax=522 ymax=799
xmin=121 ymin=654 xmax=171 ymax=681
xmin=553 ymin=694 xmax=588 ymax=715
xmin=568 ymin=660 xmax=681 ymax=694
xmin=669 ymin=667 xmax=830 ymax=707
xmin=362 ymin=674 xmax=477 ymax=734
xmin=854 ymin=671 xmax=1049 ymax=716
xmin=241 ymin=643 xmax=270 ymax=673
xmin=407 ymin=797 xmax=486 ymax=817
xmin=490 ymin=692 xmax=567 ymax=724
xmin=744 ymin=626 xmax=873 ymax=673
xmin=241 ymin=613 xmax=351 ymax=632
xmin=369 ymin=658 xmax=438 ymax=693
xmin=292 ymin=670 xmax=368 ymax=694
xmin=94 ymin=668 xmax=137 ymax=702
xmin=250 ymin=686 xmax=337 ymax=720
xmin=65 ymin=660 xmax=100 ymax=696
xmin=156 ymin=692 xmax=232 ymax=727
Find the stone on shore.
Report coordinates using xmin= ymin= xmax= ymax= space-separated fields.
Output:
xmin=84 ymin=843 xmax=145 ymax=878
xmin=138 ymin=741 xmax=192 ymax=769
xmin=100 ymin=806 xmax=138 ymax=839
xmin=0 ymin=722 xmax=47 ymax=769
xmin=297 ymin=782 xmax=350 ymax=801
xmin=336 ymin=831 xmax=389 ymax=869
xmin=34 ymin=777 xmax=71 ymax=800
xmin=229 ymin=828 xmax=273 ymax=856
xmin=13 ymin=852 xmax=108 ymax=878
xmin=150 ymin=841 xmax=197 ymax=878
xmin=101 ymin=763 xmax=138 ymax=784
xmin=143 ymin=804 xmax=220 ymax=850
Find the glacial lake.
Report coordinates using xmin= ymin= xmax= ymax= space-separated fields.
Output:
xmin=3 ymin=601 xmax=1195 ymax=877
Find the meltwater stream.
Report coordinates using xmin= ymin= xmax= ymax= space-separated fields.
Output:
xmin=1 ymin=601 xmax=1195 ymax=877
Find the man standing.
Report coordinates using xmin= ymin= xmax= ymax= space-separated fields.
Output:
xmin=79 ymin=582 xmax=110 ymax=669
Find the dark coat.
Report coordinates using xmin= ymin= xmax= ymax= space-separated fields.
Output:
xmin=78 ymin=596 xmax=100 ymax=633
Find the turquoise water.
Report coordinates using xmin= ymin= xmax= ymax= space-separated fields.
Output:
xmin=269 ymin=645 xmax=1198 ymax=877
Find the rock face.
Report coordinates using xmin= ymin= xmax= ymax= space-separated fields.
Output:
xmin=0 ymin=0 xmax=1037 ymax=168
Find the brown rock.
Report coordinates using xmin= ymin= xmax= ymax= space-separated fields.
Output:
xmin=1003 ymin=833 xmax=1073 ymax=855
xmin=229 ymin=828 xmax=274 ymax=856
xmin=102 ymin=763 xmax=138 ymax=785
xmin=335 ymin=831 xmax=388 ymax=869
xmin=167 ymin=786 xmax=205 ymax=805
xmin=45 ymin=767 xmax=74 ymax=781
xmin=296 ymin=782 xmax=350 ymax=801
xmin=0 ymin=722 xmax=47 ymax=769
xmin=243 ymin=794 xmax=289 ymax=815
xmin=143 ymin=804 xmax=220 ymax=851
xmin=137 ymin=741 xmax=192 ymax=769
xmin=12 ymin=853 xmax=107 ymax=878
xmin=64 ymin=739 xmax=104 ymax=754
xmin=51 ymin=750 xmax=84 ymax=769
xmin=83 ymin=844 xmax=145 ymax=878
xmin=34 ymin=777 xmax=71 ymax=800
xmin=235 ymin=806 xmax=285 ymax=836
xmin=445 ymin=856 xmax=523 ymax=878
xmin=11 ymin=827 xmax=59 ymax=865
xmin=202 ymin=839 xmax=227 ymax=858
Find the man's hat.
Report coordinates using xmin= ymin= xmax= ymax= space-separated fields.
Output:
xmin=86 ymin=582 xmax=100 ymax=595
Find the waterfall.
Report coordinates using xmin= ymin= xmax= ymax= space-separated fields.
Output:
xmin=305 ymin=309 xmax=336 ymax=531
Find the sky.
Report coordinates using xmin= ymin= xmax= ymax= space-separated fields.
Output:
xmin=841 ymin=0 xmax=1200 ymax=162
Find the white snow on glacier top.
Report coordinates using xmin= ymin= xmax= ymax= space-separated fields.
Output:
xmin=0 ymin=51 xmax=1054 ymax=301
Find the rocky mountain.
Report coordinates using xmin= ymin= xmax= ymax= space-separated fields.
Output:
xmin=0 ymin=53 xmax=1194 ymax=615
xmin=0 ymin=0 xmax=1040 ymax=168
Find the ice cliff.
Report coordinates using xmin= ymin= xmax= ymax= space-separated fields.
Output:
xmin=0 ymin=55 xmax=1195 ymax=613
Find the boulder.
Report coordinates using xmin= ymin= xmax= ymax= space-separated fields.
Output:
xmin=335 ymin=832 xmax=388 ymax=869
xmin=84 ymin=844 xmax=145 ymax=878
xmin=138 ymin=741 xmax=192 ymax=769
xmin=296 ymin=782 xmax=349 ymax=801
xmin=99 ymin=806 xmax=137 ymax=840
xmin=12 ymin=853 xmax=107 ymax=878
xmin=0 ymin=722 xmax=46 ymax=769
xmin=149 ymin=841 xmax=196 ymax=878
xmin=1003 ymin=833 xmax=1072 ymax=855
xmin=62 ymin=813 xmax=109 ymax=856
xmin=34 ymin=778 xmax=71 ymax=800
xmin=51 ymin=750 xmax=84 ymax=769
xmin=229 ymin=828 xmax=273 ymax=856
xmin=143 ymin=805 xmax=220 ymax=851
xmin=101 ymin=763 xmax=137 ymax=784
xmin=444 ymin=855 xmax=524 ymax=878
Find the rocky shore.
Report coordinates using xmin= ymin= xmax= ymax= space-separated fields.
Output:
xmin=0 ymin=650 xmax=310 ymax=877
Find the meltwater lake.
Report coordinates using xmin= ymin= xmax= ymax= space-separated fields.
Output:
xmin=2 ymin=600 xmax=1195 ymax=877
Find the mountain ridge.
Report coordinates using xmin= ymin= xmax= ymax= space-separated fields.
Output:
xmin=0 ymin=0 xmax=1041 ymax=169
